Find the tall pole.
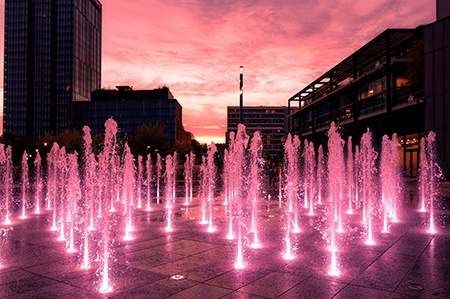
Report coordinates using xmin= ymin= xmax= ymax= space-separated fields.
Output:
xmin=239 ymin=66 xmax=243 ymax=124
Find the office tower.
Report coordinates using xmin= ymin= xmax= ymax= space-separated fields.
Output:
xmin=227 ymin=106 xmax=289 ymax=161
xmin=3 ymin=0 xmax=102 ymax=138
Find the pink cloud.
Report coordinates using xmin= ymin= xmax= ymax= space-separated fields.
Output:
xmin=99 ymin=0 xmax=435 ymax=143
xmin=0 ymin=0 xmax=436 ymax=140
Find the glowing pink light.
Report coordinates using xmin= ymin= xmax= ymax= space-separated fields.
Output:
xmin=206 ymin=225 xmax=217 ymax=233
xmin=328 ymin=251 xmax=340 ymax=276
xmin=427 ymin=216 xmax=436 ymax=234
xmin=250 ymin=241 xmax=262 ymax=249
xmin=3 ymin=216 xmax=12 ymax=226
xmin=226 ymin=233 xmax=235 ymax=240
xmin=328 ymin=244 xmax=339 ymax=252
xmin=123 ymin=230 xmax=134 ymax=241
xmin=234 ymin=248 xmax=245 ymax=269
xmin=365 ymin=238 xmax=376 ymax=246
xmin=283 ymin=235 xmax=295 ymax=260
xmin=282 ymin=251 xmax=295 ymax=261
xmin=99 ymin=279 xmax=113 ymax=294
xmin=80 ymin=245 xmax=90 ymax=270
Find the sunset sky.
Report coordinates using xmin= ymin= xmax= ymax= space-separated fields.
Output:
xmin=0 ymin=0 xmax=436 ymax=143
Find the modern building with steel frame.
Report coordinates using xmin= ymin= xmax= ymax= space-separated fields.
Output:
xmin=288 ymin=3 xmax=450 ymax=177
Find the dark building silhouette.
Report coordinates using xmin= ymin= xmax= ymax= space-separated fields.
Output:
xmin=3 ymin=0 xmax=102 ymax=139
xmin=227 ymin=106 xmax=289 ymax=161
xmin=424 ymin=1 xmax=450 ymax=179
xmin=69 ymin=86 xmax=192 ymax=144
xmin=288 ymin=3 xmax=450 ymax=178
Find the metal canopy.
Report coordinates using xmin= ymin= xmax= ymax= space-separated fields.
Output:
xmin=288 ymin=28 xmax=418 ymax=106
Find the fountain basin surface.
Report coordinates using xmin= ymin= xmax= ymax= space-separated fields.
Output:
xmin=0 ymin=194 xmax=449 ymax=299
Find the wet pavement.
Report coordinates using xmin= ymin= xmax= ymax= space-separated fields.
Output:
xmin=1 ymin=196 xmax=449 ymax=299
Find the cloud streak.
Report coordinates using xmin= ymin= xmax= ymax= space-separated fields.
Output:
xmin=100 ymin=0 xmax=434 ymax=143
xmin=0 ymin=0 xmax=436 ymax=141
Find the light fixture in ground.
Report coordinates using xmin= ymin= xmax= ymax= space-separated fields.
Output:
xmin=170 ymin=274 xmax=185 ymax=280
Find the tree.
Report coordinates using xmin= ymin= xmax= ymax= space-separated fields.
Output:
xmin=35 ymin=129 xmax=82 ymax=156
xmin=57 ymin=129 xmax=83 ymax=154
xmin=129 ymin=123 xmax=172 ymax=159
xmin=1 ymin=133 xmax=34 ymax=165
xmin=190 ymin=139 xmax=207 ymax=164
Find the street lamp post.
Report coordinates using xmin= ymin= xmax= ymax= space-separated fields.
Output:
xmin=239 ymin=66 xmax=243 ymax=125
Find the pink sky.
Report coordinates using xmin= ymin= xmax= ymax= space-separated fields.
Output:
xmin=0 ymin=0 xmax=436 ymax=143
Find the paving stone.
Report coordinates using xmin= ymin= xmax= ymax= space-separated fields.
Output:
xmin=385 ymin=233 xmax=433 ymax=257
xmin=277 ymin=276 xmax=346 ymax=299
xmin=113 ymin=277 xmax=198 ymax=298
xmin=220 ymin=291 xmax=271 ymax=298
xmin=6 ymin=282 xmax=81 ymax=299
xmin=334 ymin=284 xmax=404 ymax=299
xmin=167 ymin=282 xmax=232 ymax=299
xmin=396 ymin=271 xmax=450 ymax=298
xmin=237 ymin=271 xmax=307 ymax=298
xmin=0 ymin=196 xmax=448 ymax=298
xmin=350 ymin=252 xmax=417 ymax=291
xmin=0 ymin=275 xmax=60 ymax=298
xmin=205 ymin=268 xmax=272 ymax=290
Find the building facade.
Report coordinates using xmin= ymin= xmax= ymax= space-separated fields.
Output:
xmin=3 ymin=0 xmax=102 ymax=139
xmin=288 ymin=27 xmax=426 ymax=176
xmin=424 ymin=3 xmax=450 ymax=179
xmin=288 ymin=1 xmax=450 ymax=179
xmin=227 ymin=106 xmax=289 ymax=162
xmin=69 ymin=86 xmax=192 ymax=144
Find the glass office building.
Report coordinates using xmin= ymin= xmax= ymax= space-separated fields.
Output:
xmin=227 ymin=106 xmax=289 ymax=162
xmin=3 ymin=0 xmax=102 ymax=138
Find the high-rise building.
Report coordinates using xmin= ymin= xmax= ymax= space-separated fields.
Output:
xmin=3 ymin=0 xmax=102 ymax=139
xmin=227 ymin=106 xmax=289 ymax=162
